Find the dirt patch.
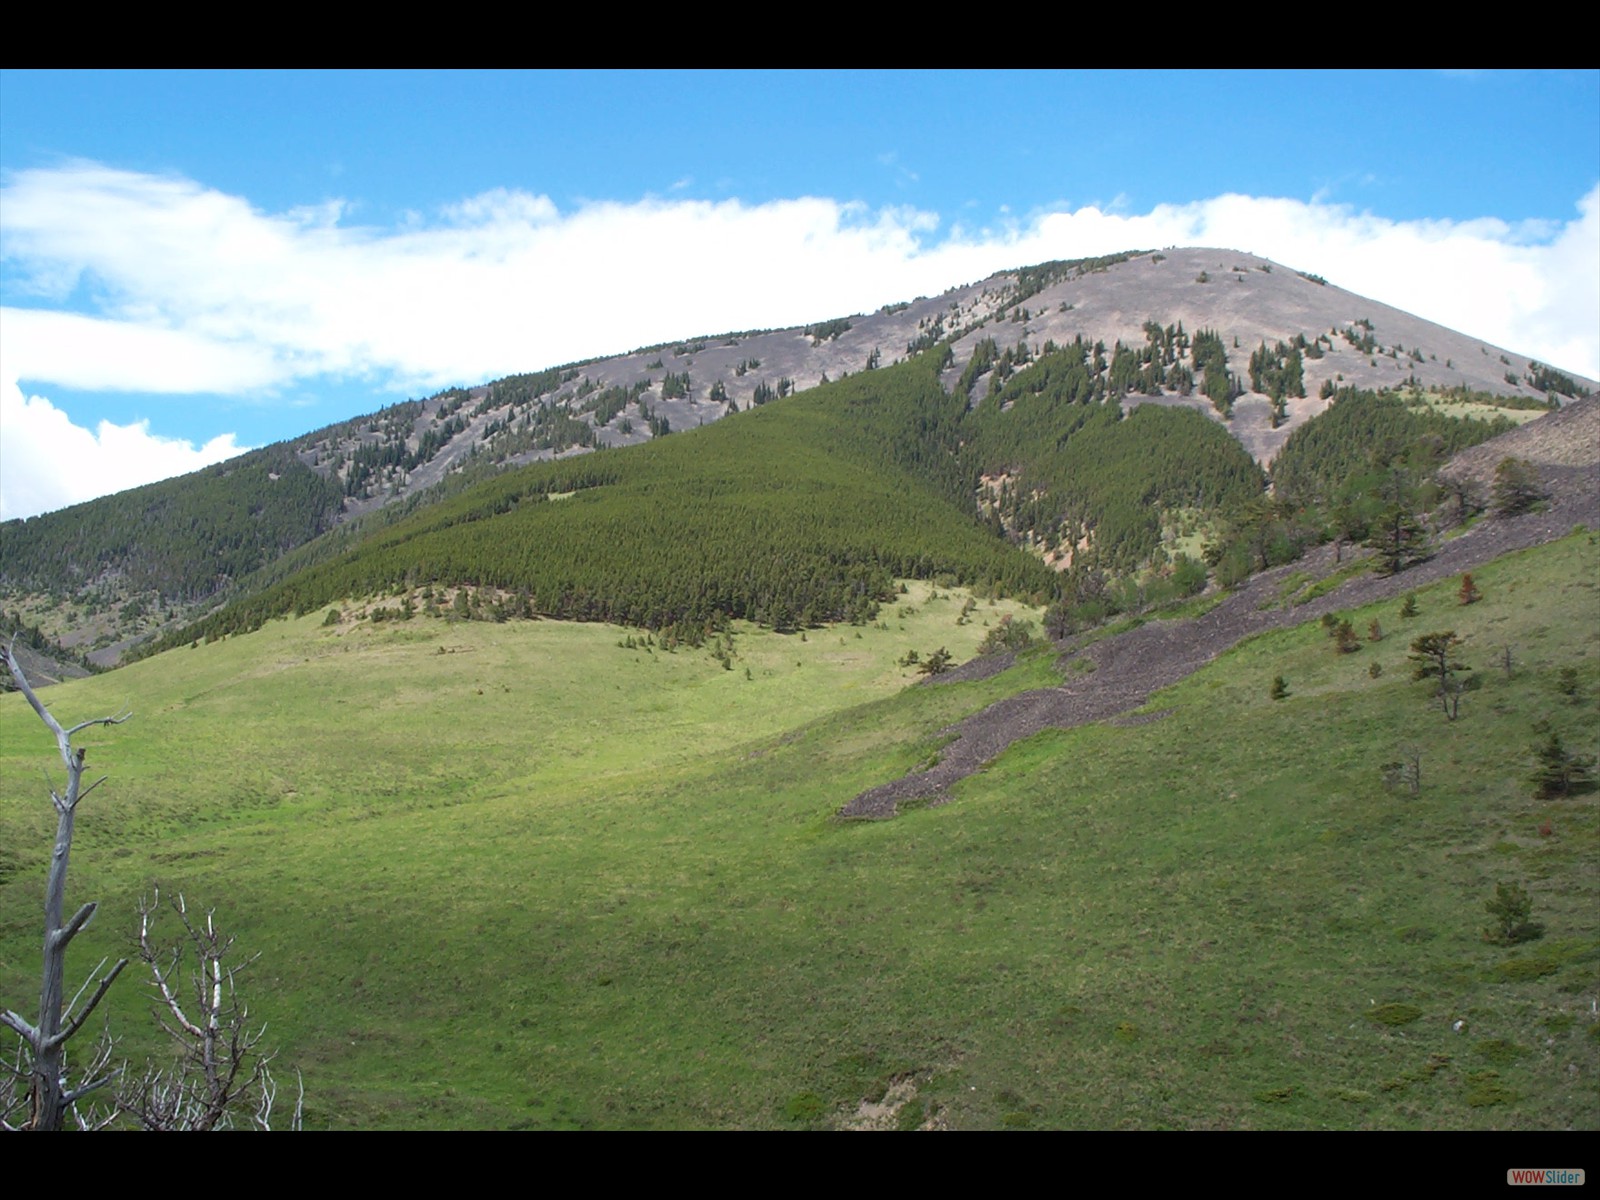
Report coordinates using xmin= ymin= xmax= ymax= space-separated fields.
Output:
xmin=837 ymin=1074 xmax=945 ymax=1131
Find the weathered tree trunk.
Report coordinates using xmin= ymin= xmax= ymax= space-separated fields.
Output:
xmin=1 ymin=643 xmax=129 ymax=1130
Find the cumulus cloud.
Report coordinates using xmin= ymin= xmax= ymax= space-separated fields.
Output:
xmin=0 ymin=376 xmax=247 ymax=520
xmin=1 ymin=161 xmax=1596 ymax=517
xmin=5 ymin=162 xmax=1595 ymax=394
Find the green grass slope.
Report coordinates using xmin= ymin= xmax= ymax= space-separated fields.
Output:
xmin=2 ymin=535 xmax=1594 ymax=1130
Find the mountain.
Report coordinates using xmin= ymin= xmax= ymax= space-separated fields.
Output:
xmin=2 ymin=248 xmax=1593 ymax=665
xmin=1 ymin=409 xmax=1594 ymax=1131
xmin=2 ymin=269 xmax=1597 ymax=1130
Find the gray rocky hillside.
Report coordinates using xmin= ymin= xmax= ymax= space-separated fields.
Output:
xmin=299 ymin=248 xmax=1596 ymax=509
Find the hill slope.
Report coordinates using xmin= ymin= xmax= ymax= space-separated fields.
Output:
xmin=3 ymin=517 xmax=1593 ymax=1130
xmin=848 ymin=399 xmax=1600 ymax=816
xmin=3 ymin=249 xmax=1591 ymax=662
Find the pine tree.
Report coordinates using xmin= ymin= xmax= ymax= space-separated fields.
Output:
xmin=1367 ymin=502 xmax=1428 ymax=575
xmin=1491 ymin=458 xmax=1545 ymax=517
xmin=1483 ymin=882 xmax=1542 ymax=946
xmin=1531 ymin=726 xmax=1595 ymax=798
xmin=1409 ymin=631 xmax=1469 ymax=720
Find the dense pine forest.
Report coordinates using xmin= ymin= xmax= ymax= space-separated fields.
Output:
xmin=1270 ymin=389 xmax=1518 ymax=504
xmin=141 ymin=347 xmax=1532 ymax=660
xmin=146 ymin=359 xmax=1057 ymax=648
xmin=0 ymin=444 xmax=346 ymax=604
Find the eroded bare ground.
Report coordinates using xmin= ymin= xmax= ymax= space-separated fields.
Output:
xmin=840 ymin=456 xmax=1599 ymax=820
xmin=837 ymin=1072 xmax=950 ymax=1131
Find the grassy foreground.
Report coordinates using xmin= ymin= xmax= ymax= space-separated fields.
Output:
xmin=2 ymin=539 xmax=1596 ymax=1130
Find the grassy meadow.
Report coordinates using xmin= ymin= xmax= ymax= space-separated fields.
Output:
xmin=2 ymin=538 xmax=1596 ymax=1130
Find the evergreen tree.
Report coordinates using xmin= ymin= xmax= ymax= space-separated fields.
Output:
xmin=1484 ymin=882 xmax=1542 ymax=945
xmin=1531 ymin=727 xmax=1595 ymax=798
xmin=1409 ymin=631 xmax=1469 ymax=720
xmin=1367 ymin=505 xmax=1427 ymax=575
xmin=1491 ymin=458 xmax=1545 ymax=517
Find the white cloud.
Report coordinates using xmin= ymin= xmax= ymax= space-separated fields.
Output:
xmin=2 ymin=162 xmax=1596 ymax=510
xmin=0 ymin=308 xmax=284 ymax=393
xmin=0 ymin=375 xmax=247 ymax=520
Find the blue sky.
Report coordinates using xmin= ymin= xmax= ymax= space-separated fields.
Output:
xmin=3 ymin=69 xmax=1597 ymax=519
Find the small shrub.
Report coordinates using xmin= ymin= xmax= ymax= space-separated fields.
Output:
xmin=1367 ymin=1003 xmax=1424 ymax=1026
xmin=1464 ymin=1070 xmax=1517 ymax=1108
xmin=1495 ymin=955 xmax=1558 ymax=982
xmin=977 ymin=615 xmax=1035 ymax=655
xmin=1483 ymin=882 xmax=1543 ymax=946
xmin=783 ymin=1091 xmax=826 ymax=1122
xmin=1399 ymin=595 xmax=1418 ymax=619
xmin=1474 ymin=1038 xmax=1527 ymax=1067
xmin=1458 ymin=573 xmax=1481 ymax=605
xmin=1270 ymin=675 xmax=1288 ymax=701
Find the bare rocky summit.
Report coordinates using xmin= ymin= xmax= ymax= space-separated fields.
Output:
xmin=299 ymin=248 xmax=1598 ymax=505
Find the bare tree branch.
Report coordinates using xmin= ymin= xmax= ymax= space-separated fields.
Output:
xmin=5 ymin=640 xmax=129 ymax=781
xmin=53 ymin=959 xmax=128 ymax=1049
xmin=116 ymin=890 xmax=295 ymax=1130
xmin=74 ymin=774 xmax=110 ymax=805
xmin=5 ymin=638 xmax=300 ymax=1131
xmin=2 ymin=638 xmax=132 ymax=1131
xmin=55 ymin=901 xmax=100 ymax=948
